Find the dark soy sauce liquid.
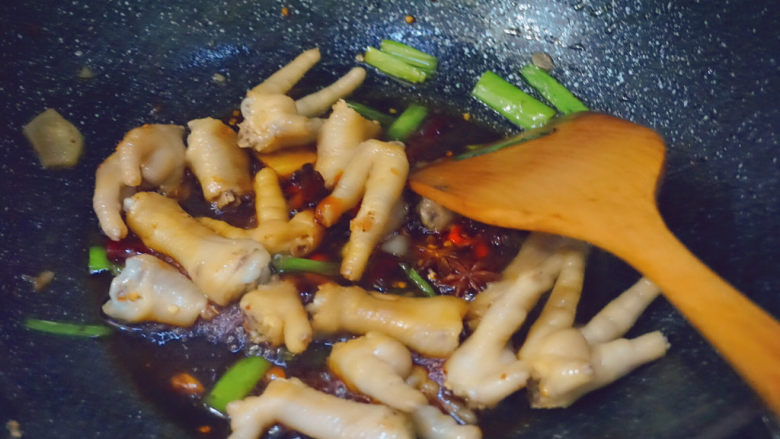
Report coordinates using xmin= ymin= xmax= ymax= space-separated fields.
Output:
xmin=102 ymin=104 xmax=519 ymax=438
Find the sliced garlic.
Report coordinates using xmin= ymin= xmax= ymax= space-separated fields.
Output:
xmin=23 ymin=108 xmax=84 ymax=168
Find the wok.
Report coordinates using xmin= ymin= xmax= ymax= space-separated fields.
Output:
xmin=1 ymin=0 xmax=778 ymax=438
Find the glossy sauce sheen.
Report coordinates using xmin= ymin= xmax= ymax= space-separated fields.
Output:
xmin=102 ymin=107 xmax=522 ymax=438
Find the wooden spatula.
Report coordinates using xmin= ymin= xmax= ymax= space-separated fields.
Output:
xmin=409 ymin=112 xmax=780 ymax=414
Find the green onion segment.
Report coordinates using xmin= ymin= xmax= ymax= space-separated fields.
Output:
xmin=346 ymin=100 xmax=395 ymax=126
xmin=88 ymin=246 xmax=119 ymax=275
xmin=379 ymin=40 xmax=438 ymax=74
xmin=364 ymin=47 xmax=428 ymax=83
xmin=24 ymin=318 xmax=113 ymax=338
xmin=271 ymin=254 xmax=340 ymax=276
xmin=400 ymin=263 xmax=436 ymax=297
xmin=472 ymin=71 xmax=555 ymax=130
xmin=519 ymin=65 xmax=588 ymax=114
xmin=454 ymin=125 xmax=557 ymax=161
xmin=386 ymin=103 xmax=428 ymax=141
xmin=206 ymin=356 xmax=271 ymax=413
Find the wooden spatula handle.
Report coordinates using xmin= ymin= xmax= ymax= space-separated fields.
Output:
xmin=611 ymin=214 xmax=780 ymax=414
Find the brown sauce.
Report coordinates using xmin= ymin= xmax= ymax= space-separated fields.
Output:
xmin=101 ymin=104 xmax=523 ymax=438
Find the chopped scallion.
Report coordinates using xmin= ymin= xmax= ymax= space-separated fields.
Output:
xmin=454 ymin=125 xmax=557 ymax=160
xmin=271 ymin=254 xmax=340 ymax=276
xmin=24 ymin=318 xmax=113 ymax=338
xmin=472 ymin=71 xmax=555 ymax=129
xmin=206 ymin=356 xmax=271 ymax=413
xmin=386 ymin=103 xmax=428 ymax=141
xmin=520 ymin=65 xmax=588 ymax=114
xmin=88 ymin=246 xmax=120 ymax=275
xmin=346 ymin=100 xmax=395 ymax=126
xmin=400 ymin=263 xmax=436 ymax=297
xmin=364 ymin=47 xmax=428 ymax=84
xmin=379 ymin=40 xmax=437 ymax=74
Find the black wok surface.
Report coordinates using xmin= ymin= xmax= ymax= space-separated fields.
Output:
xmin=1 ymin=1 xmax=778 ymax=438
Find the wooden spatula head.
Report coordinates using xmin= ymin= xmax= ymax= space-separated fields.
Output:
xmin=409 ymin=112 xmax=666 ymax=247
xmin=410 ymin=112 xmax=780 ymax=415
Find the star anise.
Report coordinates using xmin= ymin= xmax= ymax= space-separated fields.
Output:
xmin=414 ymin=239 xmax=462 ymax=274
xmin=440 ymin=259 xmax=500 ymax=299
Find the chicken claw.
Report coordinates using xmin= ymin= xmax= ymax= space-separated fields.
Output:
xmin=238 ymin=48 xmax=366 ymax=153
xmin=117 ymin=124 xmax=186 ymax=193
xmin=124 ymin=191 xmax=271 ymax=305
xmin=315 ymin=139 xmax=409 ymax=280
xmin=308 ymin=283 xmax=467 ymax=357
xmin=198 ymin=167 xmax=323 ymax=256
xmin=102 ymin=254 xmax=208 ymax=326
xmin=444 ymin=237 xmax=582 ymax=408
xmin=93 ymin=124 xmax=186 ymax=240
xmin=315 ymin=99 xmax=381 ymax=188
xmin=240 ymin=279 xmax=312 ymax=354
xmin=329 ymin=332 xmax=427 ymax=412
xmin=329 ymin=332 xmax=481 ymax=439
xmin=186 ymin=117 xmax=252 ymax=208
xmin=226 ymin=377 xmax=413 ymax=439
xmin=519 ymin=269 xmax=668 ymax=408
